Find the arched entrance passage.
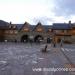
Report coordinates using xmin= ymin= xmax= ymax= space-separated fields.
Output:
xmin=0 ymin=36 xmax=4 ymax=42
xmin=21 ymin=35 xmax=29 ymax=42
xmin=57 ymin=38 xmax=61 ymax=43
xmin=34 ymin=35 xmax=43 ymax=43
xmin=47 ymin=38 xmax=52 ymax=43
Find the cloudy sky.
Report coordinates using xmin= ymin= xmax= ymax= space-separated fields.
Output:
xmin=0 ymin=0 xmax=75 ymax=25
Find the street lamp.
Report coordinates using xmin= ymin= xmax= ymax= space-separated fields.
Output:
xmin=29 ymin=36 xmax=34 ymax=46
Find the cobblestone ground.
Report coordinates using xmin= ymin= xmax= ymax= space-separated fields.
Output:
xmin=0 ymin=42 xmax=75 ymax=75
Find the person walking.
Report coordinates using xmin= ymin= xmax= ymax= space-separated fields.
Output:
xmin=60 ymin=39 xmax=63 ymax=47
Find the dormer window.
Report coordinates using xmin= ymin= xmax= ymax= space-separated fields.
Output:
xmin=48 ymin=29 xmax=52 ymax=32
xmin=14 ymin=31 xmax=18 ymax=34
xmin=10 ymin=30 xmax=13 ymax=34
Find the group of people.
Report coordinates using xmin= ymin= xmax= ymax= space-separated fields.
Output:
xmin=52 ymin=39 xmax=63 ymax=47
xmin=42 ymin=39 xmax=63 ymax=53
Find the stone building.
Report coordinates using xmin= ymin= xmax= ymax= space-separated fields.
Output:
xmin=0 ymin=20 xmax=75 ymax=43
xmin=0 ymin=20 xmax=52 ymax=43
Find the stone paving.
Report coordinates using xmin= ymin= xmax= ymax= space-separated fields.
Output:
xmin=0 ymin=43 xmax=75 ymax=75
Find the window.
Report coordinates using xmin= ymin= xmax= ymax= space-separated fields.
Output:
xmin=64 ymin=30 xmax=67 ymax=33
xmin=61 ymin=30 xmax=64 ymax=32
xmin=13 ymin=25 xmax=16 ymax=29
xmin=37 ymin=28 xmax=42 ymax=32
xmin=23 ymin=28 xmax=29 ymax=31
xmin=10 ymin=30 xmax=13 ymax=34
xmin=14 ymin=31 xmax=18 ymax=34
xmin=48 ymin=29 xmax=52 ymax=32
xmin=9 ymin=25 xmax=12 ymax=28
xmin=5 ymin=30 xmax=9 ymax=33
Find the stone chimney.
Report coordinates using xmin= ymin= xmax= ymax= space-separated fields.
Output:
xmin=10 ymin=21 xmax=12 ymax=24
xmin=69 ymin=20 xmax=71 ymax=24
xmin=68 ymin=20 xmax=72 ymax=29
xmin=9 ymin=21 xmax=12 ymax=28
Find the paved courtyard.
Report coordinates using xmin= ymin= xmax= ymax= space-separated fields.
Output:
xmin=0 ymin=42 xmax=75 ymax=75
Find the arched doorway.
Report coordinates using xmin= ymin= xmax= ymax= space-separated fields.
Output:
xmin=0 ymin=36 xmax=4 ymax=42
xmin=21 ymin=35 xmax=29 ymax=42
xmin=47 ymin=38 xmax=52 ymax=43
xmin=57 ymin=38 xmax=61 ymax=43
xmin=34 ymin=35 xmax=43 ymax=43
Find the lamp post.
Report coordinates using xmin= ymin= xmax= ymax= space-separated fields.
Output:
xmin=29 ymin=36 xmax=33 ymax=46
xmin=53 ymin=31 xmax=56 ymax=47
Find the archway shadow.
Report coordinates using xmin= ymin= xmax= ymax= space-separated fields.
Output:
xmin=21 ymin=35 xmax=29 ymax=43
xmin=34 ymin=35 xmax=43 ymax=43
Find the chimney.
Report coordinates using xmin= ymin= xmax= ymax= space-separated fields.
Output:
xmin=10 ymin=21 xmax=12 ymax=25
xmin=69 ymin=20 xmax=71 ymax=24
xmin=9 ymin=21 xmax=12 ymax=28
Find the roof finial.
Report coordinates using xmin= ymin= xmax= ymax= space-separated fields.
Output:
xmin=37 ymin=21 xmax=42 ymax=25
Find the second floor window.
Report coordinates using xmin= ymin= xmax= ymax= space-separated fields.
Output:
xmin=36 ymin=28 xmax=42 ymax=32
xmin=23 ymin=28 xmax=29 ymax=31
xmin=10 ymin=30 xmax=13 ymax=34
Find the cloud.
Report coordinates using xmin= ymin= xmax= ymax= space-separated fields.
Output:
xmin=32 ymin=16 xmax=54 ymax=25
xmin=53 ymin=0 xmax=75 ymax=16
xmin=1 ymin=0 xmax=74 ymax=24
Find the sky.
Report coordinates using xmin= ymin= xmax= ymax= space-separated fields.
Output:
xmin=0 ymin=0 xmax=75 ymax=25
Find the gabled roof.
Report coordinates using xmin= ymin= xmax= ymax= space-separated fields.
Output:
xmin=0 ymin=20 xmax=73 ymax=31
xmin=16 ymin=24 xmax=23 ymax=30
xmin=71 ymin=23 xmax=75 ymax=27
xmin=0 ymin=20 xmax=9 ymax=29
xmin=52 ymin=23 xmax=72 ymax=30
xmin=34 ymin=22 xmax=42 ymax=29
xmin=33 ymin=22 xmax=46 ymax=31
xmin=30 ymin=25 xmax=35 ymax=31
xmin=0 ymin=20 xmax=9 ymax=26
xmin=7 ymin=24 xmax=18 ymax=30
xmin=20 ymin=22 xmax=31 ymax=31
xmin=43 ymin=25 xmax=52 ymax=31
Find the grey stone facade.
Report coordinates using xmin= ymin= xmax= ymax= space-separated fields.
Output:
xmin=0 ymin=20 xmax=75 ymax=43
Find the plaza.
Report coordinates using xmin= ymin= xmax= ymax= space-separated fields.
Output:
xmin=0 ymin=42 xmax=75 ymax=75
